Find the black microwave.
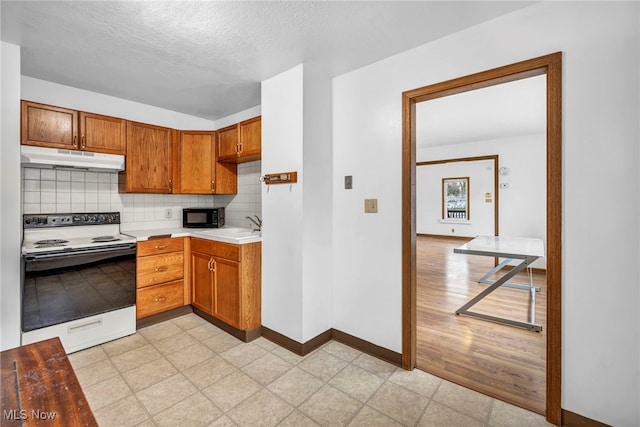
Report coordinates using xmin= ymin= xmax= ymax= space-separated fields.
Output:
xmin=183 ymin=208 xmax=225 ymax=228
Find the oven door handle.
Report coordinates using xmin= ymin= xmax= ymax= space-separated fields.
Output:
xmin=24 ymin=243 xmax=137 ymax=261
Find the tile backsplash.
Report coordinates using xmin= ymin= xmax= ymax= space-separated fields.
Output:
xmin=22 ymin=161 xmax=262 ymax=231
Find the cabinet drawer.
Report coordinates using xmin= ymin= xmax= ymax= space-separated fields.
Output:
xmin=137 ymin=238 xmax=184 ymax=257
xmin=191 ymin=238 xmax=240 ymax=261
xmin=136 ymin=280 xmax=184 ymax=319
xmin=137 ymin=252 xmax=184 ymax=288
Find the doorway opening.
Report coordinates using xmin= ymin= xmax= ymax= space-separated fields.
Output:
xmin=401 ymin=53 xmax=562 ymax=425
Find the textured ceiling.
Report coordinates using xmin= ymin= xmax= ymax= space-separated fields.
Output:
xmin=1 ymin=1 xmax=534 ymax=121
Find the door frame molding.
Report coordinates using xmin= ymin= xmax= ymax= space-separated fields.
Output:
xmin=401 ymin=52 xmax=562 ymax=425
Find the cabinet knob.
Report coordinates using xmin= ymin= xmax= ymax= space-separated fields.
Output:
xmin=81 ymin=135 xmax=86 ymax=148
xmin=211 ymin=180 xmax=215 ymax=193
xmin=154 ymin=245 xmax=168 ymax=250
xmin=154 ymin=266 xmax=168 ymax=272
xmin=208 ymin=258 xmax=216 ymax=271
xmin=154 ymin=296 xmax=167 ymax=303
xmin=168 ymin=179 xmax=173 ymax=192
xmin=73 ymin=135 xmax=78 ymax=148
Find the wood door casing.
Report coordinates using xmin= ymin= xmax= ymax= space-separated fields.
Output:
xmin=21 ymin=100 xmax=78 ymax=149
xmin=401 ymin=52 xmax=562 ymax=425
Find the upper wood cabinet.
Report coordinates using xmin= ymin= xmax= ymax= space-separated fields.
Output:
xmin=177 ymin=131 xmax=237 ymax=195
xmin=21 ymin=100 xmax=126 ymax=155
xmin=120 ymin=121 xmax=175 ymax=193
xmin=80 ymin=112 xmax=127 ymax=154
xmin=217 ymin=116 xmax=261 ymax=163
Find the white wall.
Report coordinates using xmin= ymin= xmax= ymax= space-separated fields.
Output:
xmin=22 ymin=76 xmax=215 ymax=130
xmin=301 ymin=65 xmax=333 ymax=341
xmin=261 ymin=64 xmax=333 ymax=343
xmin=1 ymin=42 xmax=22 ymax=351
xmin=417 ymin=159 xmax=495 ymax=237
xmin=332 ymin=3 xmax=639 ymax=426
xmin=418 ymin=133 xmax=547 ymax=268
xmin=261 ymin=65 xmax=305 ymax=341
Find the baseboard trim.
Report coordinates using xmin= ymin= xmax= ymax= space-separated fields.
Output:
xmin=562 ymin=410 xmax=611 ymax=427
xmin=261 ymin=326 xmax=402 ymax=367
xmin=331 ymin=329 xmax=402 ymax=367
xmin=193 ymin=308 xmax=261 ymax=343
xmin=136 ymin=305 xmax=193 ymax=329
xmin=417 ymin=233 xmax=472 ymax=241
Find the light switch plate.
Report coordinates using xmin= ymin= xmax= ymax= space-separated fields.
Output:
xmin=345 ymin=175 xmax=353 ymax=189
xmin=364 ymin=198 xmax=378 ymax=213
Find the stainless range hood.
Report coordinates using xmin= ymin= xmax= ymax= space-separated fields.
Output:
xmin=20 ymin=145 xmax=125 ymax=172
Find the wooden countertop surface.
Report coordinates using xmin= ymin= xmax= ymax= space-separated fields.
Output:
xmin=1 ymin=338 xmax=97 ymax=426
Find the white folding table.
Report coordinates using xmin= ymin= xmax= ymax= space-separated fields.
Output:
xmin=453 ymin=236 xmax=544 ymax=332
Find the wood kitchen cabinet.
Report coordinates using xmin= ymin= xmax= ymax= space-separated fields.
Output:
xmin=21 ymin=100 xmax=126 ymax=155
xmin=190 ymin=238 xmax=261 ymax=330
xmin=217 ymin=116 xmax=261 ymax=163
xmin=177 ymin=131 xmax=237 ymax=194
xmin=136 ymin=237 xmax=189 ymax=319
xmin=120 ymin=121 xmax=176 ymax=193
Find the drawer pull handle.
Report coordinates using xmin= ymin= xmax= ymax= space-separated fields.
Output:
xmin=155 ymin=296 xmax=167 ymax=303
xmin=154 ymin=266 xmax=168 ymax=272
xmin=154 ymin=245 xmax=168 ymax=250
xmin=68 ymin=319 xmax=102 ymax=334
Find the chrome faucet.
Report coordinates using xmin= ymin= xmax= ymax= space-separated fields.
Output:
xmin=245 ymin=215 xmax=262 ymax=232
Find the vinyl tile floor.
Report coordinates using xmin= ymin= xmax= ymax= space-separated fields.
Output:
xmin=69 ymin=313 xmax=553 ymax=427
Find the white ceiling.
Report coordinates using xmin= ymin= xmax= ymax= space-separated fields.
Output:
xmin=416 ymin=75 xmax=547 ymax=148
xmin=1 ymin=1 xmax=535 ymax=121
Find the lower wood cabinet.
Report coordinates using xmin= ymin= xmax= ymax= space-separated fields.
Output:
xmin=136 ymin=237 xmax=189 ymax=319
xmin=136 ymin=280 xmax=184 ymax=319
xmin=190 ymin=238 xmax=261 ymax=330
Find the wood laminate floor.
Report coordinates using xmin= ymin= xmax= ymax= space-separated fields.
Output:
xmin=416 ymin=235 xmax=546 ymax=415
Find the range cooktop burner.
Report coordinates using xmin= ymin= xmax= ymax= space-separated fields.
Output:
xmin=35 ymin=239 xmax=69 ymax=245
xmin=91 ymin=236 xmax=120 ymax=243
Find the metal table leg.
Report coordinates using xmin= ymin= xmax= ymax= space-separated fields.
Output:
xmin=455 ymin=254 xmax=543 ymax=332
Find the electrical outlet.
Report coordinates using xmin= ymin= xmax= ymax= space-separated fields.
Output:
xmin=364 ymin=198 xmax=378 ymax=213
xmin=164 ymin=208 xmax=172 ymax=219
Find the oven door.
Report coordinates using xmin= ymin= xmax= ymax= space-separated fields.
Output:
xmin=22 ymin=243 xmax=136 ymax=332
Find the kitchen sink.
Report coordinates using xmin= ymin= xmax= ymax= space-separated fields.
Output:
xmin=192 ymin=227 xmax=260 ymax=244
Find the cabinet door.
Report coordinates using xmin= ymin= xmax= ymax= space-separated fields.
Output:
xmin=212 ymin=257 xmax=240 ymax=328
xmin=125 ymin=121 xmax=173 ymax=193
xmin=217 ymin=125 xmax=239 ymax=161
xmin=191 ymin=251 xmax=214 ymax=315
xmin=79 ymin=112 xmax=126 ymax=155
xmin=21 ymin=101 xmax=78 ymax=149
xmin=238 ymin=116 xmax=261 ymax=161
xmin=178 ymin=131 xmax=214 ymax=194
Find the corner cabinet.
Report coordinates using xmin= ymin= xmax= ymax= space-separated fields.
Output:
xmin=191 ymin=238 xmax=261 ymax=331
xmin=136 ymin=238 xmax=189 ymax=319
xmin=177 ymin=131 xmax=237 ymax=194
xmin=217 ymin=116 xmax=261 ymax=163
xmin=120 ymin=121 xmax=176 ymax=193
xmin=21 ymin=100 xmax=126 ymax=155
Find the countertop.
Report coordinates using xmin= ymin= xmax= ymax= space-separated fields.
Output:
xmin=123 ymin=226 xmax=262 ymax=245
